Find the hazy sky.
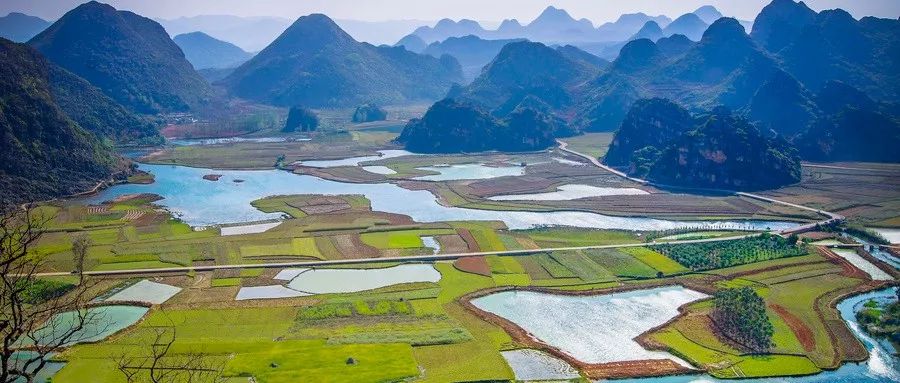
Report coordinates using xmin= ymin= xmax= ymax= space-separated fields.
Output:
xmin=4 ymin=0 xmax=899 ymax=23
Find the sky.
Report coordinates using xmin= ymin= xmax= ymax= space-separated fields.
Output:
xmin=3 ymin=0 xmax=899 ymax=23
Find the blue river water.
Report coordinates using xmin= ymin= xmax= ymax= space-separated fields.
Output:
xmin=84 ymin=163 xmax=798 ymax=232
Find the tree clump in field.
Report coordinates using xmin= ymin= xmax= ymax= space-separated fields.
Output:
xmin=352 ymin=103 xmax=388 ymax=123
xmin=712 ymin=287 xmax=774 ymax=352
xmin=283 ymin=106 xmax=319 ymax=132
xmin=652 ymin=233 xmax=805 ymax=271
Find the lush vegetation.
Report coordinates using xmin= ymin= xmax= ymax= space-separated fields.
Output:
xmin=713 ymin=287 xmax=774 ymax=352
xmin=22 ymin=278 xmax=76 ymax=304
xmin=283 ymin=106 xmax=319 ymax=132
xmin=647 ymin=107 xmax=801 ymax=190
xmin=653 ymin=234 xmax=806 ymax=270
xmin=397 ymin=99 xmax=565 ymax=153
xmin=0 ymin=37 xmax=118 ymax=206
xmin=603 ymin=98 xmax=694 ymax=168
xmin=351 ymin=103 xmax=387 ymax=123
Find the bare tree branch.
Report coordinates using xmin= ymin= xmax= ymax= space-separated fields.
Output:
xmin=0 ymin=206 xmax=100 ymax=383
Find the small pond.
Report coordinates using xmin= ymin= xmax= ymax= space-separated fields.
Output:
xmin=286 ymin=264 xmax=441 ymax=294
xmin=613 ymin=287 xmax=899 ymax=383
xmin=489 ymin=184 xmax=649 ymax=201
xmin=23 ymin=305 xmax=148 ymax=347
xmin=105 ymin=280 xmax=181 ymax=304
xmin=83 ymin=163 xmax=798 ymax=232
xmin=501 ymin=349 xmax=581 ymax=381
xmin=413 ymin=163 xmax=526 ymax=181
xmin=471 ymin=286 xmax=708 ymax=365
xmin=298 ymin=150 xmax=414 ymax=168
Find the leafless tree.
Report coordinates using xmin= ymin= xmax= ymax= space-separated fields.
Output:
xmin=0 ymin=206 xmax=101 ymax=383
xmin=71 ymin=234 xmax=91 ymax=285
xmin=115 ymin=320 xmax=226 ymax=383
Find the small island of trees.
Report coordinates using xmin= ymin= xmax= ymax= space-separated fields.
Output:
xmin=712 ymin=287 xmax=774 ymax=352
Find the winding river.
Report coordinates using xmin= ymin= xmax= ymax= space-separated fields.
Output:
xmin=84 ymin=163 xmax=797 ymax=232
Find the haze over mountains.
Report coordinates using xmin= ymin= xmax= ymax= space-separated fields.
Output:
xmin=222 ymin=13 xmax=462 ymax=108
xmin=0 ymin=12 xmax=50 ymax=42
xmin=173 ymin=31 xmax=252 ymax=70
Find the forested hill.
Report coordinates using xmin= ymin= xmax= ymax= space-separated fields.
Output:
xmin=0 ymin=38 xmax=122 ymax=207
xmin=604 ymin=99 xmax=801 ymax=191
xmin=222 ymin=13 xmax=462 ymax=107
xmin=28 ymin=1 xmax=213 ymax=114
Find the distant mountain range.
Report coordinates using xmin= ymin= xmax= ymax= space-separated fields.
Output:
xmin=222 ymin=13 xmax=462 ymax=108
xmin=422 ymin=35 xmax=526 ymax=81
xmin=400 ymin=0 xmax=899 ymax=169
xmin=174 ymin=31 xmax=253 ymax=70
xmin=0 ymin=12 xmax=50 ymax=42
xmin=397 ymin=6 xmax=752 ymax=54
xmin=29 ymin=1 xmax=214 ymax=114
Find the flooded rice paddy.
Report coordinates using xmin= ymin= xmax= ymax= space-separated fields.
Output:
xmin=25 ymin=305 xmax=148 ymax=347
xmin=219 ymin=221 xmax=282 ymax=236
xmin=238 ymin=264 xmax=442 ymax=299
xmin=104 ymin=280 xmax=181 ymax=304
xmin=286 ymin=264 xmax=441 ymax=294
xmin=501 ymin=349 xmax=581 ymax=381
xmin=361 ymin=165 xmax=397 ymax=175
xmin=85 ymin=163 xmax=797 ymax=232
xmin=170 ymin=136 xmax=309 ymax=146
xmin=830 ymin=249 xmax=894 ymax=281
xmin=413 ymin=163 xmax=526 ymax=181
xmin=471 ymin=286 xmax=708 ymax=365
xmin=297 ymin=150 xmax=414 ymax=168
xmin=488 ymin=184 xmax=649 ymax=201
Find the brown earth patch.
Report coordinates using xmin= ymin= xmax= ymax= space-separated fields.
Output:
xmin=453 ymin=256 xmax=491 ymax=276
xmin=435 ymin=234 xmax=468 ymax=254
xmin=456 ymin=228 xmax=481 ymax=252
xmin=330 ymin=234 xmax=379 ymax=259
xmin=770 ymin=304 xmax=816 ymax=352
